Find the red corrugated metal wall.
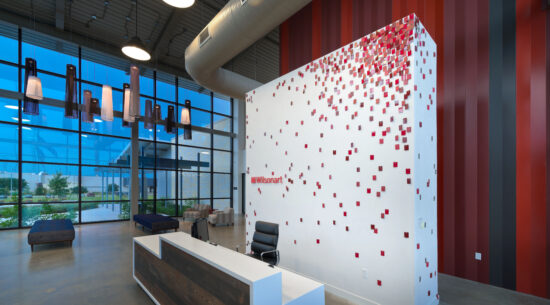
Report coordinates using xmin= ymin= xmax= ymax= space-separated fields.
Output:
xmin=516 ymin=0 xmax=548 ymax=297
xmin=393 ymin=0 xmax=491 ymax=285
xmin=278 ymin=0 xmax=549 ymax=298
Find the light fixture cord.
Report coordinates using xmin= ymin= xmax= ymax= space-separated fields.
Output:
xmin=31 ymin=0 xmax=36 ymax=59
xmin=135 ymin=0 xmax=138 ymax=37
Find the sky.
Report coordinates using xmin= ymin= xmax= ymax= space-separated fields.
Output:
xmin=0 ymin=33 xmax=232 ymax=179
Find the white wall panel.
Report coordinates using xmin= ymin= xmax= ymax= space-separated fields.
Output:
xmin=246 ymin=15 xmax=437 ymax=305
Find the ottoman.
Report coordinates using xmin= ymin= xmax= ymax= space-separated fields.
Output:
xmin=28 ymin=219 xmax=75 ymax=252
xmin=133 ymin=214 xmax=179 ymax=234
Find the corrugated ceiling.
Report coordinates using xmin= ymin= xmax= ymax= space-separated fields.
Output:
xmin=0 ymin=0 xmax=280 ymax=87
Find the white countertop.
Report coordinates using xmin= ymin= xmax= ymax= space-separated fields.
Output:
xmin=134 ymin=232 xmax=280 ymax=285
xmin=134 ymin=234 xmax=162 ymax=258
xmin=276 ymin=267 xmax=325 ymax=304
xmin=161 ymin=232 xmax=281 ymax=284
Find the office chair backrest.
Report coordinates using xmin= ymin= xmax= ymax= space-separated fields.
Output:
xmin=251 ymin=221 xmax=279 ymax=258
xmin=192 ymin=218 xmax=209 ymax=242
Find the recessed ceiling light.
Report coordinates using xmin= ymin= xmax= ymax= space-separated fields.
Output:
xmin=5 ymin=105 xmax=18 ymax=110
xmin=163 ymin=0 xmax=195 ymax=8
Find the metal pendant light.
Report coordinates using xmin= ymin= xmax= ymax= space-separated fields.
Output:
xmin=165 ymin=105 xmax=176 ymax=134
xmin=153 ymin=104 xmax=161 ymax=123
xmin=129 ymin=64 xmax=140 ymax=118
xmin=91 ymin=98 xmax=101 ymax=116
xmin=121 ymin=0 xmax=150 ymax=61
xmin=101 ymin=85 xmax=113 ymax=121
xmin=180 ymin=101 xmax=191 ymax=125
xmin=23 ymin=58 xmax=41 ymax=115
xmin=144 ymin=99 xmax=153 ymax=130
xmin=181 ymin=99 xmax=192 ymax=140
xmin=24 ymin=9 xmax=42 ymax=114
xmin=65 ymin=64 xmax=78 ymax=119
xmin=26 ymin=76 xmax=43 ymax=101
xmin=82 ymin=90 xmax=93 ymax=123
xmin=123 ymin=83 xmax=134 ymax=124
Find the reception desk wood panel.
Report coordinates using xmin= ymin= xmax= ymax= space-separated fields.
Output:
xmin=134 ymin=241 xmax=249 ymax=305
xmin=133 ymin=233 xmax=323 ymax=305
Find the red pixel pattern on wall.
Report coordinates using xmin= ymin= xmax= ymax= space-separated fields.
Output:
xmin=246 ymin=15 xmax=437 ymax=305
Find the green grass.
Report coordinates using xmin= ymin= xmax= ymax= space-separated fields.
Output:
xmin=0 ymin=193 xmax=132 ymax=204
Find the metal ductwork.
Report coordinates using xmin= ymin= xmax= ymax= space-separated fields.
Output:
xmin=185 ymin=0 xmax=311 ymax=100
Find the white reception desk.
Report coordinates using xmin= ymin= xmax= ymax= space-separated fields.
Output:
xmin=133 ymin=232 xmax=324 ymax=305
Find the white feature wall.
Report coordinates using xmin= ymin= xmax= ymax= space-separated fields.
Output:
xmin=245 ymin=15 xmax=438 ymax=305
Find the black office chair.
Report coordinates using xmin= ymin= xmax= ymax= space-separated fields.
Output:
xmin=247 ymin=221 xmax=279 ymax=265
xmin=191 ymin=218 xmax=209 ymax=242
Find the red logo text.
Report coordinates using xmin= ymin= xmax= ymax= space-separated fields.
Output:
xmin=251 ymin=176 xmax=283 ymax=184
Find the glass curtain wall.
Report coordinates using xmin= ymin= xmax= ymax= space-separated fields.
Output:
xmin=0 ymin=22 xmax=233 ymax=229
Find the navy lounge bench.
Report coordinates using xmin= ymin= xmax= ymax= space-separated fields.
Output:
xmin=133 ymin=214 xmax=179 ymax=234
xmin=28 ymin=219 xmax=75 ymax=252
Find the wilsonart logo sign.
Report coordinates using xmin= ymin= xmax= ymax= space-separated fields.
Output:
xmin=251 ymin=176 xmax=282 ymax=184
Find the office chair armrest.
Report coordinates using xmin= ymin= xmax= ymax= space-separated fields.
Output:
xmin=260 ymin=249 xmax=280 ymax=265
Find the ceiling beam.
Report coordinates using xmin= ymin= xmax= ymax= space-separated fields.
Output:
xmin=151 ymin=9 xmax=187 ymax=59
xmin=55 ymin=0 xmax=65 ymax=30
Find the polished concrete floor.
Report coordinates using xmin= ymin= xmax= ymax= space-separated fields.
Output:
xmin=0 ymin=217 xmax=549 ymax=305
